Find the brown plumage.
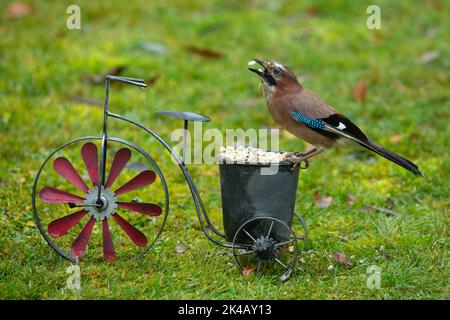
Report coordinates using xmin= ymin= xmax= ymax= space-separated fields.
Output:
xmin=248 ymin=59 xmax=422 ymax=176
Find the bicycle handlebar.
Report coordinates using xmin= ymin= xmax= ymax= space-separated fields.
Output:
xmin=106 ymin=75 xmax=147 ymax=88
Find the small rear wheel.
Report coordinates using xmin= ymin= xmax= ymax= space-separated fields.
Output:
xmin=293 ymin=211 xmax=308 ymax=250
xmin=232 ymin=216 xmax=298 ymax=280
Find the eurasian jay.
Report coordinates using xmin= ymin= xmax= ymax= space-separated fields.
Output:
xmin=248 ymin=59 xmax=422 ymax=176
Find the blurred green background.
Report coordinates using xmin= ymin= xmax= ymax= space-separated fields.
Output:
xmin=0 ymin=0 xmax=448 ymax=299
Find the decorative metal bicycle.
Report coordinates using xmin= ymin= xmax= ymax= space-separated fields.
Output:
xmin=32 ymin=76 xmax=308 ymax=279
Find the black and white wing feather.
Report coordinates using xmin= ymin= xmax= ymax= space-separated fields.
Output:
xmin=291 ymin=111 xmax=368 ymax=144
xmin=290 ymin=111 xmax=422 ymax=176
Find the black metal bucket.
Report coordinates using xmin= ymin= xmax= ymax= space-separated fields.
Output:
xmin=219 ymin=161 xmax=300 ymax=244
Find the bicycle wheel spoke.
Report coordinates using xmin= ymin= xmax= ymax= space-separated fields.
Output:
xmin=233 ymin=244 xmax=254 ymax=252
xmin=275 ymin=239 xmax=296 ymax=248
xmin=266 ymin=221 xmax=274 ymax=238
xmin=243 ymin=229 xmax=256 ymax=243
xmin=256 ymin=261 xmax=262 ymax=274
xmin=275 ymin=257 xmax=288 ymax=269
xmin=235 ymin=250 xmax=254 ymax=257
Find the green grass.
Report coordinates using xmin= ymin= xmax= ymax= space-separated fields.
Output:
xmin=0 ymin=0 xmax=449 ymax=299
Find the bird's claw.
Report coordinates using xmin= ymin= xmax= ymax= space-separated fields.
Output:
xmin=287 ymin=153 xmax=309 ymax=170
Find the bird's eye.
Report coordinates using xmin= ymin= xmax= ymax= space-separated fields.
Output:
xmin=272 ymin=67 xmax=282 ymax=76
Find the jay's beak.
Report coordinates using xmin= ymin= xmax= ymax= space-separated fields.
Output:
xmin=248 ymin=59 xmax=276 ymax=86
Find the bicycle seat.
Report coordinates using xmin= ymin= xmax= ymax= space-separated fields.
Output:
xmin=156 ymin=110 xmax=210 ymax=122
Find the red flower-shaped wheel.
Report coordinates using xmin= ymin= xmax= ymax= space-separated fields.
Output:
xmin=38 ymin=142 xmax=162 ymax=261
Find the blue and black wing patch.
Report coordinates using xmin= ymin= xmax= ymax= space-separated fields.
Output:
xmin=291 ymin=111 xmax=325 ymax=129
xmin=290 ymin=111 xmax=369 ymax=143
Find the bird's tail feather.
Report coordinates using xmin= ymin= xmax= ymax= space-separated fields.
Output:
xmin=359 ymin=140 xmax=422 ymax=176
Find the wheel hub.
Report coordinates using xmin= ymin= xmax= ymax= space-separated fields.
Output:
xmin=252 ymin=236 xmax=277 ymax=261
xmin=84 ymin=186 xmax=117 ymax=220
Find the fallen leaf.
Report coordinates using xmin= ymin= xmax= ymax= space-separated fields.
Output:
xmin=198 ymin=23 xmax=226 ymax=35
xmin=346 ymin=194 xmax=356 ymax=206
xmin=364 ymin=205 xmax=400 ymax=217
xmin=145 ymin=76 xmax=159 ymax=87
xmin=384 ymin=197 xmax=395 ymax=210
xmin=85 ymin=66 xmax=127 ymax=85
xmin=306 ymin=6 xmax=319 ymax=17
xmin=292 ymin=28 xmax=315 ymax=40
xmin=314 ymin=191 xmax=332 ymax=208
xmin=389 ymin=134 xmax=403 ymax=143
xmin=333 ymin=252 xmax=352 ymax=266
xmin=372 ymin=32 xmax=384 ymax=43
xmin=394 ymin=79 xmax=407 ymax=92
xmin=279 ymin=269 xmax=292 ymax=281
xmin=25 ymin=220 xmax=35 ymax=227
xmin=185 ymin=46 xmax=223 ymax=59
xmin=242 ymin=267 xmax=254 ymax=277
xmin=67 ymin=95 xmax=102 ymax=107
xmin=175 ymin=243 xmax=188 ymax=254
xmin=6 ymin=2 xmax=33 ymax=19
xmin=420 ymin=50 xmax=439 ymax=64
xmin=140 ymin=42 xmax=166 ymax=55
xmin=215 ymin=250 xmax=233 ymax=256
xmin=108 ymin=66 xmax=127 ymax=76
xmin=425 ymin=27 xmax=438 ymax=38
xmin=54 ymin=30 xmax=67 ymax=39
xmin=352 ymin=80 xmax=366 ymax=103
xmin=410 ymin=132 xmax=420 ymax=140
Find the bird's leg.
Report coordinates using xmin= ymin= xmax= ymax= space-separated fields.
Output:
xmin=288 ymin=147 xmax=324 ymax=169
xmin=293 ymin=147 xmax=323 ymax=160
